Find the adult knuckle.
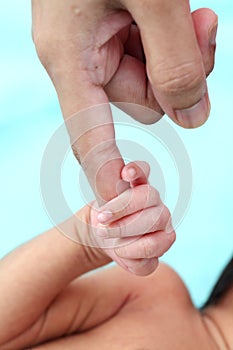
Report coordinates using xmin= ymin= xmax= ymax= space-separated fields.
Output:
xmin=150 ymin=60 xmax=204 ymax=96
xmin=32 ymin=26 xmax=62 ymax=69
xmin=34 ymin=37 xmax=57 ymax=68
xmin=71 ymin=143 xmax=81 ymax=164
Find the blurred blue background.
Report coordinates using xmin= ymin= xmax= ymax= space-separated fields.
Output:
xmin=0 ymin=0 xmax=232 ymax=307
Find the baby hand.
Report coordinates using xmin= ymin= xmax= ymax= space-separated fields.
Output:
xmin=91 ymin=161 xmax=176 ymax=276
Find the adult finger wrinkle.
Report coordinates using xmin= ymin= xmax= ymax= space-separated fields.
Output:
xmin=148 ymin=58 xmax=206 ymax=109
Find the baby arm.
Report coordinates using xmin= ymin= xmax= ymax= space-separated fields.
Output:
xmin=0 ymin=162 xmax=175 ymax=349
xmin=0 ymin=223 xmax=110 ymax=349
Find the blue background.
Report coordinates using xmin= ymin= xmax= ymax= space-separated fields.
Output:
xmin=0 ymin=0 xmax=232 ymax=306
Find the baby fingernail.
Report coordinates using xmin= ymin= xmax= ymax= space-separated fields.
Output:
xmin=127 ymin=167 xmax=136 ymax=179
xmin=175 ymin=92 xmax=210 ymax=128
xmin=97 ymin=210 xmax=113 ymax=223
xmin=96 ymin=224 xmax=108 ymax=237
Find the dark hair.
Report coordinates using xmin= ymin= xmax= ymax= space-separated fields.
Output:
xmin=202 ymin=256 xmax=233 ymax=309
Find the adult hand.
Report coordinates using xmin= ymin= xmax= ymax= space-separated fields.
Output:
xmin=32 ymin=0 xmax=217 ymax=203
xmin=32 ymin=0 xmax=217 ymax=126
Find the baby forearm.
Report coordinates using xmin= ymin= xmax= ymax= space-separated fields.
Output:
xmin=0 ymin=215 xmax=108 ymax=347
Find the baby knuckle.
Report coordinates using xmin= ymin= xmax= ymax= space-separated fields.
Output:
xmin=116 ymin=221 xmax=127 ymax=238
xmin=152 ymin=205 xmax=169 ymax=230
xmin=115 ymin=245 xmax=127 ymax=258
xmin=162 ymin=205 xmax=171 ymax=222
xmin=141 ymin=239 xmax=155 ymax=258
xmin=149 ymin=186 xmax=160 ymax=204
xmin=168 ymin=231 xmax=176 ymax=245
xmin=152 ymin=207 xmax=162 ymax=228
xmin=160 ymin=206 xmax=172 ymax=229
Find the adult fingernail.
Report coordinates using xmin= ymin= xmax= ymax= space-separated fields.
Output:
xmin=96 ymin=224 xmax=108 ymax=237
xmin=209 ymin=22 xmax=218 ymax=46
xmin=97 ymin=210 xmax=113 ymax=223
xmin=175 ymin=92 xmax=210 ymax=128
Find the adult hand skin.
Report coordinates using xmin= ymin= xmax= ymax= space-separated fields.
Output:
xmin=32 ymin=0 xmax=218 ymax=204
